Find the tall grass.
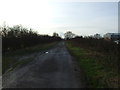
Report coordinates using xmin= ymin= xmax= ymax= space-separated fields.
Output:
xmin=71 ymin=37 xmax=119 ymax=71
xmin=65 ymin=38 xmax=119 ymax=88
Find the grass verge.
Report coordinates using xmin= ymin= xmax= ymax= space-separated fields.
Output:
xmin=3 ymin=42 xmax=58 ymax=74
xmin=7 ymin=57 xmax=34 ymax=73
xmin=65 ymin=41 xmax=119 ymax=88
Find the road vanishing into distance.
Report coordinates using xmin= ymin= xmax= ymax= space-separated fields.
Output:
xmin=3 ymin=42 xmax=84 ymax=88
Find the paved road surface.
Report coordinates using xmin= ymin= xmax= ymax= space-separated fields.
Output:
xmin=3 ymin=42 xmax=84 ymax=88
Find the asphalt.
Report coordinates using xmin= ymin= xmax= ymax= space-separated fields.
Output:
xmin=3 ymin=42 xmax=84 ymax=88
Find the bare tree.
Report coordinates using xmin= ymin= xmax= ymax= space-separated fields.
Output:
xmin=53 ymin=32 xmax=59 ymax=37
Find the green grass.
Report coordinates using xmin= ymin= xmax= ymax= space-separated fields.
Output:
xmin=65 ymin=41 xmax=119 ymax=88
xmin=3 ymin=42 xmax=58 ymax=74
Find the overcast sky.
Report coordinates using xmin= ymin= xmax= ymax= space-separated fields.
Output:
xmin=0 ymin=0 xmax=119 ymax=37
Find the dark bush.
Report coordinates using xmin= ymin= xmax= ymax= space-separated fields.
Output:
xmin=71 ymin=37 xmax=118 ymax=55
xmin=1 ymin=25 xmax=62 ymax=53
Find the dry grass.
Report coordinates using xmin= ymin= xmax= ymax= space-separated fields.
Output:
xmin=66 ymin=41 xmax=119 ymax=88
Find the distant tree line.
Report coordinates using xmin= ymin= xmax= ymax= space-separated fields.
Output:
xmin=0 ymin=25 xmax=62 ymax=53
xmin=70 ymin=36 xmax=119 ymax=55
xmin=64 ymin=31 xmax=118 ymax=54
